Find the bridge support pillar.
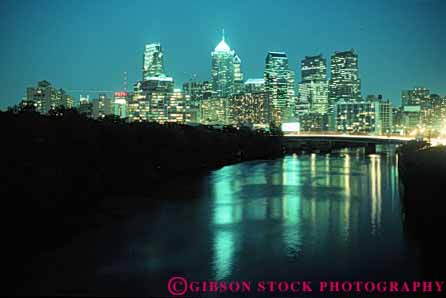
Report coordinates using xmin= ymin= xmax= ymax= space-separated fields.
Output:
xmin=365 ymin=143 xmax=376 ymax=155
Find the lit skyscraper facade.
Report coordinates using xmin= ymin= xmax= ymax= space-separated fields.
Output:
xmin=264 ymin=52 xmax=295 ymax=125
xmin=142 ymin=77 xmax=174 ymax=123
xmin=26 ymin=80 xmax=73 ymax=114
xmin=298 ymin=54 xmax=328 ymax=114
xmin=112 ymin=91 xmax=128 ymax=119
xmin=143 ymin=43 xmax=164 ymax=80
xmin=167 ymin=89 xmax=191 ymax=123
xmin=329 ymin=49 xmax=361 ymax=104
xmin=233 ymin=54 xmax=244 ymax=94
xmin=211 ymin=31 xmax=243 ymax=98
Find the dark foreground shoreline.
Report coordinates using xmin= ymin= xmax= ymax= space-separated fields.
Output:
xmin=398 ymin=142 xmax=446 ymax=279
xmin=0 ymin=111 xmax=283 ymax=293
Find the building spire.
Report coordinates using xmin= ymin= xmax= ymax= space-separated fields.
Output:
xmin=222 ymin=28 xmax=225 ymax=42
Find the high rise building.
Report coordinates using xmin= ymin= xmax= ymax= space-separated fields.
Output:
xmin=298 ymin=54 xmax=329 ymax=114
xmin=301 ymin=54 xmax=327 ymax=81
xmin=112 ymin=92 xmax=128 ymax=119
xmin=264 ymin=51 xmax=295 ymax=126
xmin=211 ymin=31 xmax=243 ymax=97
xmin=329 ymin=49 xmax=361 ymax=104
xmin=377 ymin=99 xmax=393 ymax=135
xmin=127 ymin=81 xmax=150 ymax=122
xmin=167 ymin=88 xmax=191 ymax=123
xmin=26 ymin=80 xmax=73 ymax=114
xmin=140 ymin=76 xmax=174 ymax=123
xmin=182 ymin=80 xmax=214 ymax=123
xmin=233 ymin=54 xmax=244 ymax=94
xmin=143 ymin=43 xmax=164 ymax=80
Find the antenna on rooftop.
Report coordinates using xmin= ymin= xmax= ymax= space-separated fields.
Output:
xmin=123 ymin=71 xmax=128 ymax=92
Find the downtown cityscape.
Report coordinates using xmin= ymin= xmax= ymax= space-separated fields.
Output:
xmin=12 ymin=30 xmax=446 ymax=139
xmin=2 ymin=0 xmax=446 ymax=297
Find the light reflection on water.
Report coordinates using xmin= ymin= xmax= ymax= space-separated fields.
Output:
xmin=22 ymin=148 xmax=421 ymax=296
xmin=209 ymin=149 xmax=418 ymax=282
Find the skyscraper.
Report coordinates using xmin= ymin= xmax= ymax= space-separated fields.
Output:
xmin=233 ymin=54 xmax=244 ymax=94
xmin=112 ymin=91 xmax=128 ymax=119
xmin=264 ymin=51 xmax=295 ymax=125
xmin=141 ymin=77 xmax=174 ymax=123
xmin=298 ymin=54 xmax=328 ymax=114
xmin=211 ymin=31 xmax=243 ymax=98
xmin=143 ymin=43 xmax=164 ymax=80
xmin=328 ymin=49 xmax=361 ymax=104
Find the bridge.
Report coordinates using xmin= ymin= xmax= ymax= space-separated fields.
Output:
xmin=282 ymin=133 xmax=414 ymax=154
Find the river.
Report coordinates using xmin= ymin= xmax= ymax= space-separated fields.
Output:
xmin=21 ymin=148 xmax=421 ymax=297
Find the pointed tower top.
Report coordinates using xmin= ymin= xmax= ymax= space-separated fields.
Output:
xmin=222 ymin=28 xmax=225 ymax=41
xmin=214 ymin=29 xmax=231 ymax=52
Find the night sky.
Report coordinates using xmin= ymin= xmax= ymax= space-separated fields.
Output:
xmin=0 ymin=0 xmax=445 ymax=109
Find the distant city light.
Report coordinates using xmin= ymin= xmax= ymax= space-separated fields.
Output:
xmin=281 ymin=122 xmax=300 ymax=133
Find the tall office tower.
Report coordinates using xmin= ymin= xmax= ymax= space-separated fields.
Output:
xmin=26 ymin=80 xmax=73 ymax=114
xmin=211 ymin=31 xmax=242 ymax=97
xmin=167 ymin=89 xmax=190 ymax=123
xmin=298 ymin=54 xmax=328 ymax=114
xmin=143 ymin=43 xmax=165 ymax=80
xmin=328 ymin=49 xmax=361 ymax=104
xmin=182 ymin=80 xmax=209 ymax=123
xmin=378 ymin=99 xmax=393 ymax=135
xmin=264 ymin=51 xmax=295 ymax=125
xmin=127 ymin=81 xmax=150 ymax=122
xmin=233 ymin=54 xmax=244 ymax=94
xmin=140 ymin=76 xmax=174 ymax=123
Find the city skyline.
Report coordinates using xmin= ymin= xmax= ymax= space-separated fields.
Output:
xmin=1 ymin=0 xmax=445 ymax=109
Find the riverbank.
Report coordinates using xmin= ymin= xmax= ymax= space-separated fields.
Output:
xmin=0 ymin=110 xmax=283 ymax=293
xmin=397 ymin=141 xmax=446 ymax=278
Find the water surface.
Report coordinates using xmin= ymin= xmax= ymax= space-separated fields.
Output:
xmin=24 ymin=149 xmax=420 ymax=296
